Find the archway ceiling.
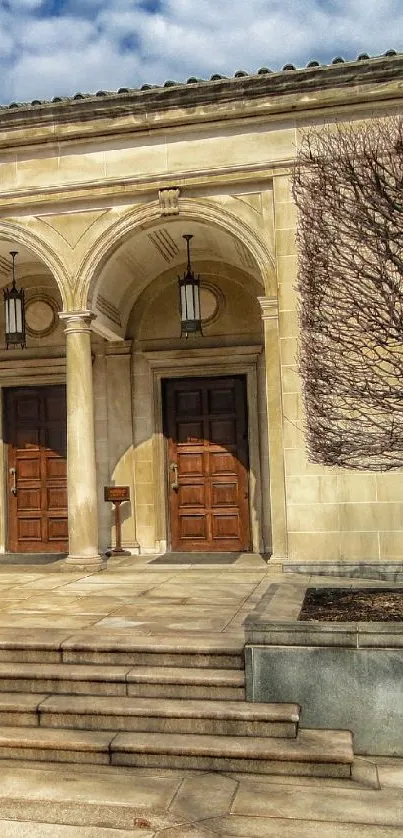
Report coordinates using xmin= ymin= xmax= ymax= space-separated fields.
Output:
xmin=94 ymin=219 xmax=262 ymax=325
xmin=0 ymin=241 xmax=51 ymax=289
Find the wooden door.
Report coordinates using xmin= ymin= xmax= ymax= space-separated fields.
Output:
xmin=164 ymin=376 xmax=251 ymax=552
xmin=5 ymin=386 xmax=68 ymax=553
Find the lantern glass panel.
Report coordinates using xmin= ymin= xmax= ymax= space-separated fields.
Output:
xmin=10 ymin=300 xmax=16 ymax=334
xmin=185 ymin=283 xmax=195 ymax=320
xmin=180 ymin=284 xmax=187 ymax=322
xmin=15 ymin=298 xmax=23 ymax=333
xmin=193 ymin=284 xmax=200 ymax=320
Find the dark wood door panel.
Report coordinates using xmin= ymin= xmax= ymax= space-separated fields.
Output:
xmin=5 ymin=386 xmax=68 ymax=553
xmin=165 ymin=376 xmax=250 ymax=552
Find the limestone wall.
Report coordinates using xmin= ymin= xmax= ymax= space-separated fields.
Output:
xmin=273 ymin=174 xmax=403 ymax=564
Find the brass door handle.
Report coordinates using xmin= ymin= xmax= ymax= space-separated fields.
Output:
xmin=170 ymin=462 xmax=179 ymax=490
xmin=10 ymin=467 xmax=17 ymax=496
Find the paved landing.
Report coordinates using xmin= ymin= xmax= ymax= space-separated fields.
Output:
xmin=0 ymin=553 xmax=273 ymax=635
xmin=0 ymin=755 xmax=400 ymax=836
xmin=0 ymin=553 xmax=396 ymax=635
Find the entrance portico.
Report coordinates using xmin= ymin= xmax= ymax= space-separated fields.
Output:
xmin=0 ymin=205 xmax=281 ymax=567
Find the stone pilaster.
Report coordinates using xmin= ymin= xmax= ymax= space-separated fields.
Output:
xmin=258 ymin=296 xmax=288 ymax=560
xmin=59 ymin=310 xmax=105 ymax=570
xmin=106 ymin=342 xmax=139 ymax=552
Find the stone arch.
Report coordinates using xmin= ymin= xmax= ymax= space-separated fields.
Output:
xmin=0 ymin=219 xmax=72 ymax=309
xmin=76 ymin=197 xmax=276 ymax=310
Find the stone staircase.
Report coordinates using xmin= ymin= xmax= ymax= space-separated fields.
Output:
xmin=0 ymin=631 xmax=354 ymax=777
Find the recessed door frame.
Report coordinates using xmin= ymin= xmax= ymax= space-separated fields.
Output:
xmin=164 ymin=375 xmax=251 ymax=553
xmin=0 ymin=360 xmax=66 ymax=554
xmin=4 ymin=384 xmax=68 ymax=553
xmin=144 ymin=346 xmax=264 ymax=554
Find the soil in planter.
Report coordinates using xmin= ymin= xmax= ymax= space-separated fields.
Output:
xmin=299 ymin=587 xmax=403 ymax=622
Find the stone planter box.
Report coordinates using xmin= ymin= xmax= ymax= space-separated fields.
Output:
xmin=244 ymin=583 xmax=403 ymax=756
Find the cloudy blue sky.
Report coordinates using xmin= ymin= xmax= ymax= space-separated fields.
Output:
xmin=0 ymin=0 xmax=402 ymax=104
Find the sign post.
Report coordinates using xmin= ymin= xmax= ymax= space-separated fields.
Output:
xmin=104 ymin=486 xmax=130 ymax=555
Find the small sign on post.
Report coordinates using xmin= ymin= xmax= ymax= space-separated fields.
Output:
xmin=104 ymin=486 xmax=130 ymax=555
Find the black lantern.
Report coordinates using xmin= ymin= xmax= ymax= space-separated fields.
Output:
xmin=4 ymin=251 xmax=26 ymax=349
xmin=178 ymin=234 xmax=202 ymax=337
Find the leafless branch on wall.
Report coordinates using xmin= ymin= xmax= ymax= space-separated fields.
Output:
xmin=292 ymin=117 xmax=403 ymax=470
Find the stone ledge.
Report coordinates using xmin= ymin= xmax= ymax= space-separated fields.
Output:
xmin=244 ymin=582 xmax=403 ymax=647
xmin=283 ymin=562 xmax=403 ymax=582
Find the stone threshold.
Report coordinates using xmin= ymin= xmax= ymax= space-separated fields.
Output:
xmin=0 ymin=554 xmax=67 ymax=566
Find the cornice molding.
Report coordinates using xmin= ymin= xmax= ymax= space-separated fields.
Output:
xmin=0 ymin=55 xmax=401 ymax=147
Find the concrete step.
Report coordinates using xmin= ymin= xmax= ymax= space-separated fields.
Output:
xmin=0 ymin=693 xmax=299 ymax=738
xmin=0 ymin=726 xmax=353 ymax=777
xmin=61 ymin=634 xmax=244 ymax=669
xmin=126 ymin=665 xmax=245 ymax=700
xmin=0 ymin=727 xmax=113 ymax=765
xmin=0 ymin=662 xmax=245 ymax=700
xmin=0 ymin=631 xmax=244 ymax=669
xmin=38 ymin=695 xmax=300 ymax=737
xmin=0 ymin=663 xmax=130 ymax=697
xmin=111 ymin=729 xmax=354 ymax=777
xmin=0 ymin=631 xmax=68 ymax=664
xmin=0 ymin=693 xmax=49 ymax=727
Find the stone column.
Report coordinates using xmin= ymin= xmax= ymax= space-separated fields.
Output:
xmin=59 ymin=310 xmax=105 ymax=570
xmin=258 ymin=296 xmax=288 ymax=560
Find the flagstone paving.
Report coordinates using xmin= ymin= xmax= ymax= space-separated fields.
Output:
xmin=0 ymin=554 xmax=400 ymax=835
xmin=0 ymin=559 xmax=393 ymax=635
xmin=0 ymin=756 xmax=401 ymax=836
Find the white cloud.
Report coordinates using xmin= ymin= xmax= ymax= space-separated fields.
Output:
xmin=0 ymin=0 xmax=401 ymax=104
xmin=17 ymin=17 xmax=96 ymax=51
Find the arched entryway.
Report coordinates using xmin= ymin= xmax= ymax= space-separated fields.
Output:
xmin=85 ymin=208 xmax=282 ymax=557
xmin=0 ymin=236 xmax=68 ymax=554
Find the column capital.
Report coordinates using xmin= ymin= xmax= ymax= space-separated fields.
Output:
xmin=258 ymin=296 xmax=279 ymax=321
xmin=59 ymin=310 xmax=96 ymax=334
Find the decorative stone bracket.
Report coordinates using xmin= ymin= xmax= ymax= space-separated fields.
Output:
xmin=158 ymin=187 xmax=181 ymax=216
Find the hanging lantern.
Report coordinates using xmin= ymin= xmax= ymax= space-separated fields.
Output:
xmin=178 ymin=234 xmax=202 ymax=337
xmin=4 ymin=251 xmax=26 ymax=349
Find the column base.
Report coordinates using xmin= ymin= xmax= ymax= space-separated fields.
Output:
xmin=61 ymin=554 xmax=107 ymax=572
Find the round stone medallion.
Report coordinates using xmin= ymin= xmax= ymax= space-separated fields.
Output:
xmin=200 ymin=287 xmax=217 ymax=322
xmin=200 ymin=282 xmax=224 ymax=326
xmin=25 ymin=296 xmax=58 ymax=338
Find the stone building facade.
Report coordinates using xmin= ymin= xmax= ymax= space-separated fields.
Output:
xmin=0 ymin=53 xmax=402 ymax=570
